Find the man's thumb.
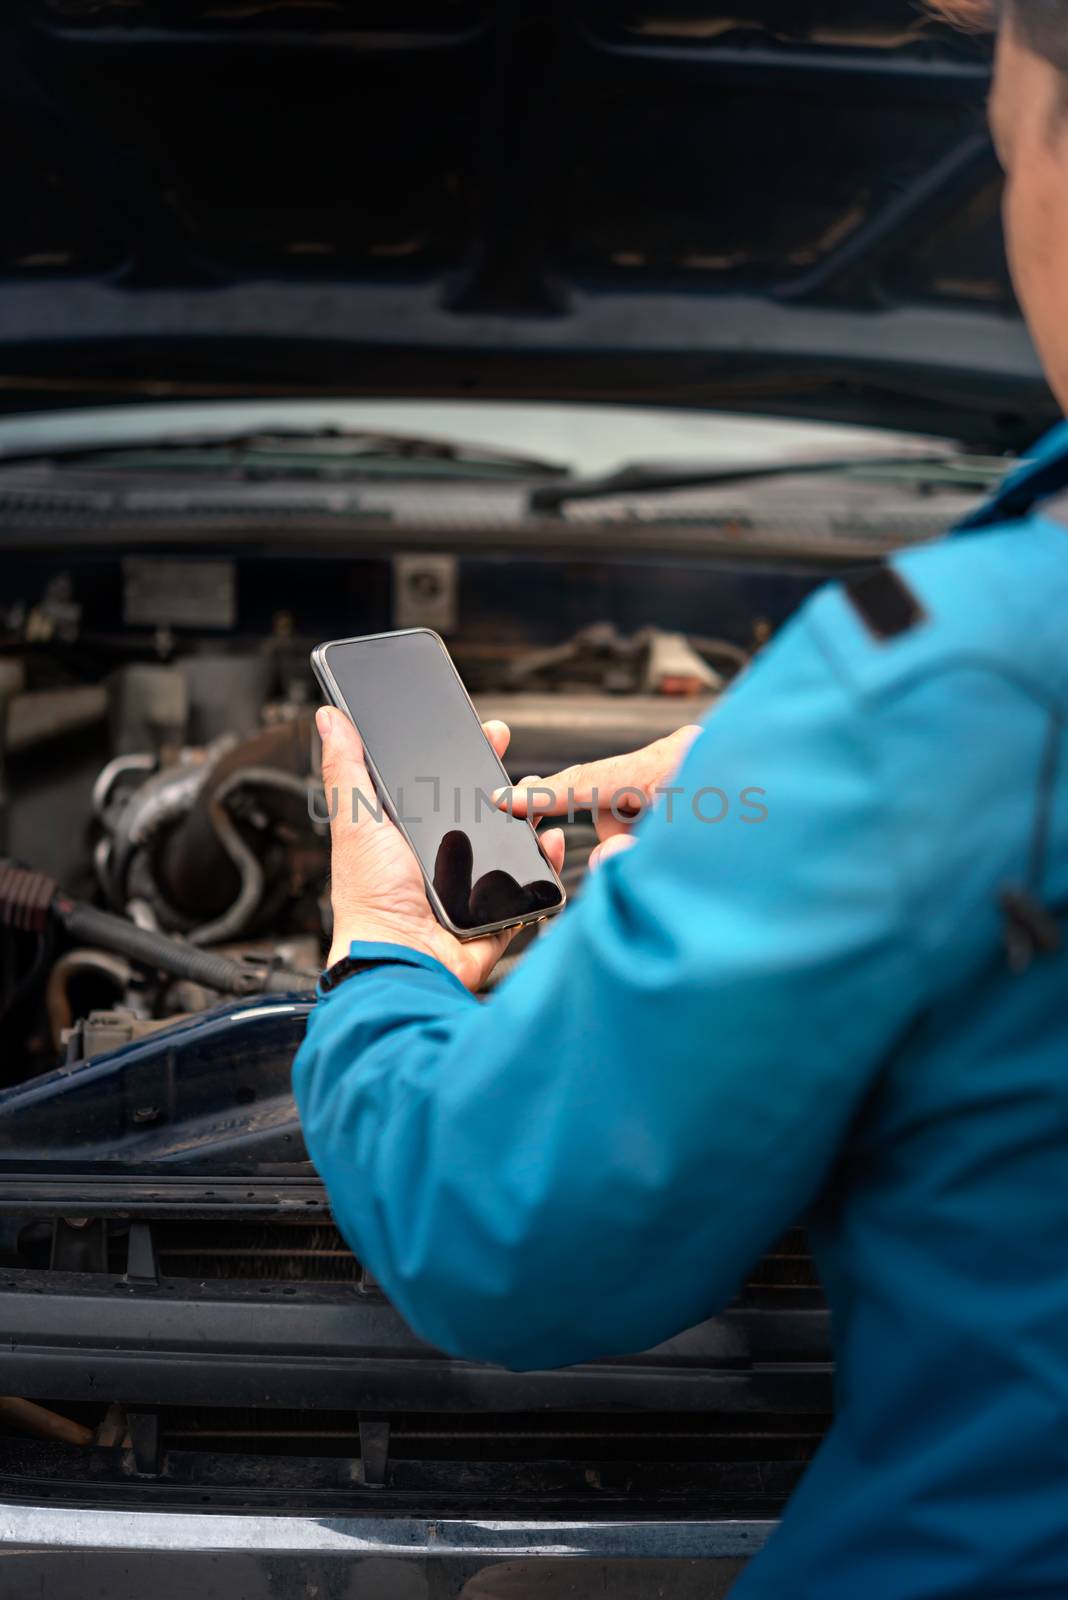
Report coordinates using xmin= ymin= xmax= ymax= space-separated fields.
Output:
xmin=316 ymin=706 xmax=375 ymax=836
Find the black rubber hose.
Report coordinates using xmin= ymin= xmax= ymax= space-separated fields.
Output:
xmin=52 ymin=896 xmax=315 ymax=996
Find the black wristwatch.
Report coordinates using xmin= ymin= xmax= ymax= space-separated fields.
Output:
xmin=319 ymin=953 xmax=414 ymax=994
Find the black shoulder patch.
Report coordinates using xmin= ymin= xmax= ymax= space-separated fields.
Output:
xmin=845 ymin=563 xmax=927 ymax=642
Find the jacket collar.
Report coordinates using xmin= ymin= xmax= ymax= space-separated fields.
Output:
xmin=956 ymin=419 xmax=1068 ymax=532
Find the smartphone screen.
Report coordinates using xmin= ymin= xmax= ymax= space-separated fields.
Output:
xmin=316 ymin=630 xmax=566 ymax=936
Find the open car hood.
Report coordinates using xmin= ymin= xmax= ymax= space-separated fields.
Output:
xmin=0 ymin=1 xmax=1052 ymax=450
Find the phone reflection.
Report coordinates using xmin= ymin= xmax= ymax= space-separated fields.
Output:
xmin=433 ymin=830 xmax=561 ymax=930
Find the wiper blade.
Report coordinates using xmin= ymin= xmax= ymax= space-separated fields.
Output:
xmin=528 ymin=451 xmax=1011 ymax=513
xmin=1 ymin=428 xmax=570 ymax=482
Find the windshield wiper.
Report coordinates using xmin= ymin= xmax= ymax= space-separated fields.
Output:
xmin=528 ymin=452 xmax=1011 ymax=513
xmin=1 ymin=428 xmax=570 ymax=483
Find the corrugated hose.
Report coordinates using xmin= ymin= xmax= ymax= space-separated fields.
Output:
xmin=0 ymin=860 xmax=316 ymax=995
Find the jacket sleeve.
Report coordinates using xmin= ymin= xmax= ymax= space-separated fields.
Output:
xmin=292 ymin=602 xmax=923 ymax=1371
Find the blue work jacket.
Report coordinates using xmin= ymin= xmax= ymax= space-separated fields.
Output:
xmin=294 ymin=426 xmax=1068 ymax=1598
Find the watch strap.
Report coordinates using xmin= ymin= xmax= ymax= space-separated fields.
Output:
xmin=319 ymin=954 xmax=415 ymax=994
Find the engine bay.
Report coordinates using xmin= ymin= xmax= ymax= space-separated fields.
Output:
xmin=0 ymin=530 xmax=839 ymax=1521
xmin=0 ymin=409 xmax=992 ymax=1511
xmin=0 ymin=540 xmax=811 ymax=1143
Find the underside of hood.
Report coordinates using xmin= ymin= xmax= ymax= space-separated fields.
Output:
xmin=0 ymin=1 xmax=1053 ymax=449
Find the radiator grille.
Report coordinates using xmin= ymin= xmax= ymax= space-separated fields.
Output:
xmin=146 ymin=1220 xmax=365 ymax=1284
xmin=146 ymin=1405 xmax=830 ymax=1513
xmin=11 ymin=1213 xmax=831 ymax=1516
xmin=118 ymin=1219 xmax=819 ymax=1301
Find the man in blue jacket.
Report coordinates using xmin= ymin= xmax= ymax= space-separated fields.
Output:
xmin=294 ymin=4 xmax=1068 ymax=1594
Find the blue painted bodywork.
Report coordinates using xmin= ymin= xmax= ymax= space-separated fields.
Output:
xmin=0 ymin=996 xmax=312 ymax=1166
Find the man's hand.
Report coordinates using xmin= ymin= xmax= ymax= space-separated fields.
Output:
xmin=496 ymin=725 xmax=703 ymax=870
xmin=317 ymin=707 xmax=565 ymax=993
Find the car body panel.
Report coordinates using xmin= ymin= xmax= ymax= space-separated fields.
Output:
xmin=0 ymin=1505 xmax=771 ymax=1600
xmin=0 ymin=2 xmax=1049 ymax=446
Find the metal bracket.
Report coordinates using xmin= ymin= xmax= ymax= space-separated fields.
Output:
xmin=127 ymin=1410 xmax=161 ymax=1476
xmin=125 ymin=1221 xmax=159 ymax=1284
xmin=50 ymin=1216 xmax=108 ymax=1273
xmin=358 ymin=1415 xmax=391 ymax=1488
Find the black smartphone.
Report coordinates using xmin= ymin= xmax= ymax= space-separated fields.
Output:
xmin=311 ymin=629 xmax=567 ymax=941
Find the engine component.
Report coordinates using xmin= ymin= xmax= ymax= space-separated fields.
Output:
xmin=643 ymin=630 xmax=724 ymax=696
xmin=158 ymin=730 xmax=319 ymax=944
xmin=98 ymin=715 xmax=324 ymax=944
xmin=506 ymin=623 xmax=742 ymax=696
xmin=162 ymin=934 xmax=320 ymax=1016
xmin=0 ymin=1397 xmax=92 ymax=1448
xmin=107 ymin=655 xmax=272 ymax=757
xmin=0 ymin=860 xmax=55 ymax=933
xmin=0 ymin=861 xmax=315 ymax=1002
xmin=473 ymin=693 xmax=714 ymax=777
xmin=52 ymin=895 xmax=316 ymax=997
xmin=7 ymin=685 xmax=108 ymax=754
xmin=45 ymin=947 xmax=132 ymax=1048
xmin=61 ymin=1008 xmax=185 ymax=1063
xmin=107 ymin=664 xmax=187 ymax=757
xmin=179 ymin=654 xmax=270 ymax=745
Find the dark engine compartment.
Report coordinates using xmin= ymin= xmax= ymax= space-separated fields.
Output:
xmin=0 ymin=541 xmax=812 ymax=1103
xmin=0 ymin=536 xmax=831 ymax=1523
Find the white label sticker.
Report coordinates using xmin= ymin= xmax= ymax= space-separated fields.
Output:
xmin=123 ymin=558 xmax=236 ymax=630
xmin=391 ymin=553 xmax=458 ymax=634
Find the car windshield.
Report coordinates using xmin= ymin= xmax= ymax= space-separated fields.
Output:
xmin=0 ymin=397 xmax=978 ymax=479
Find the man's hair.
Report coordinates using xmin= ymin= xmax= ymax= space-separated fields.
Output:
xmin=928 ymin=1 xmax=1068 ymax=73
